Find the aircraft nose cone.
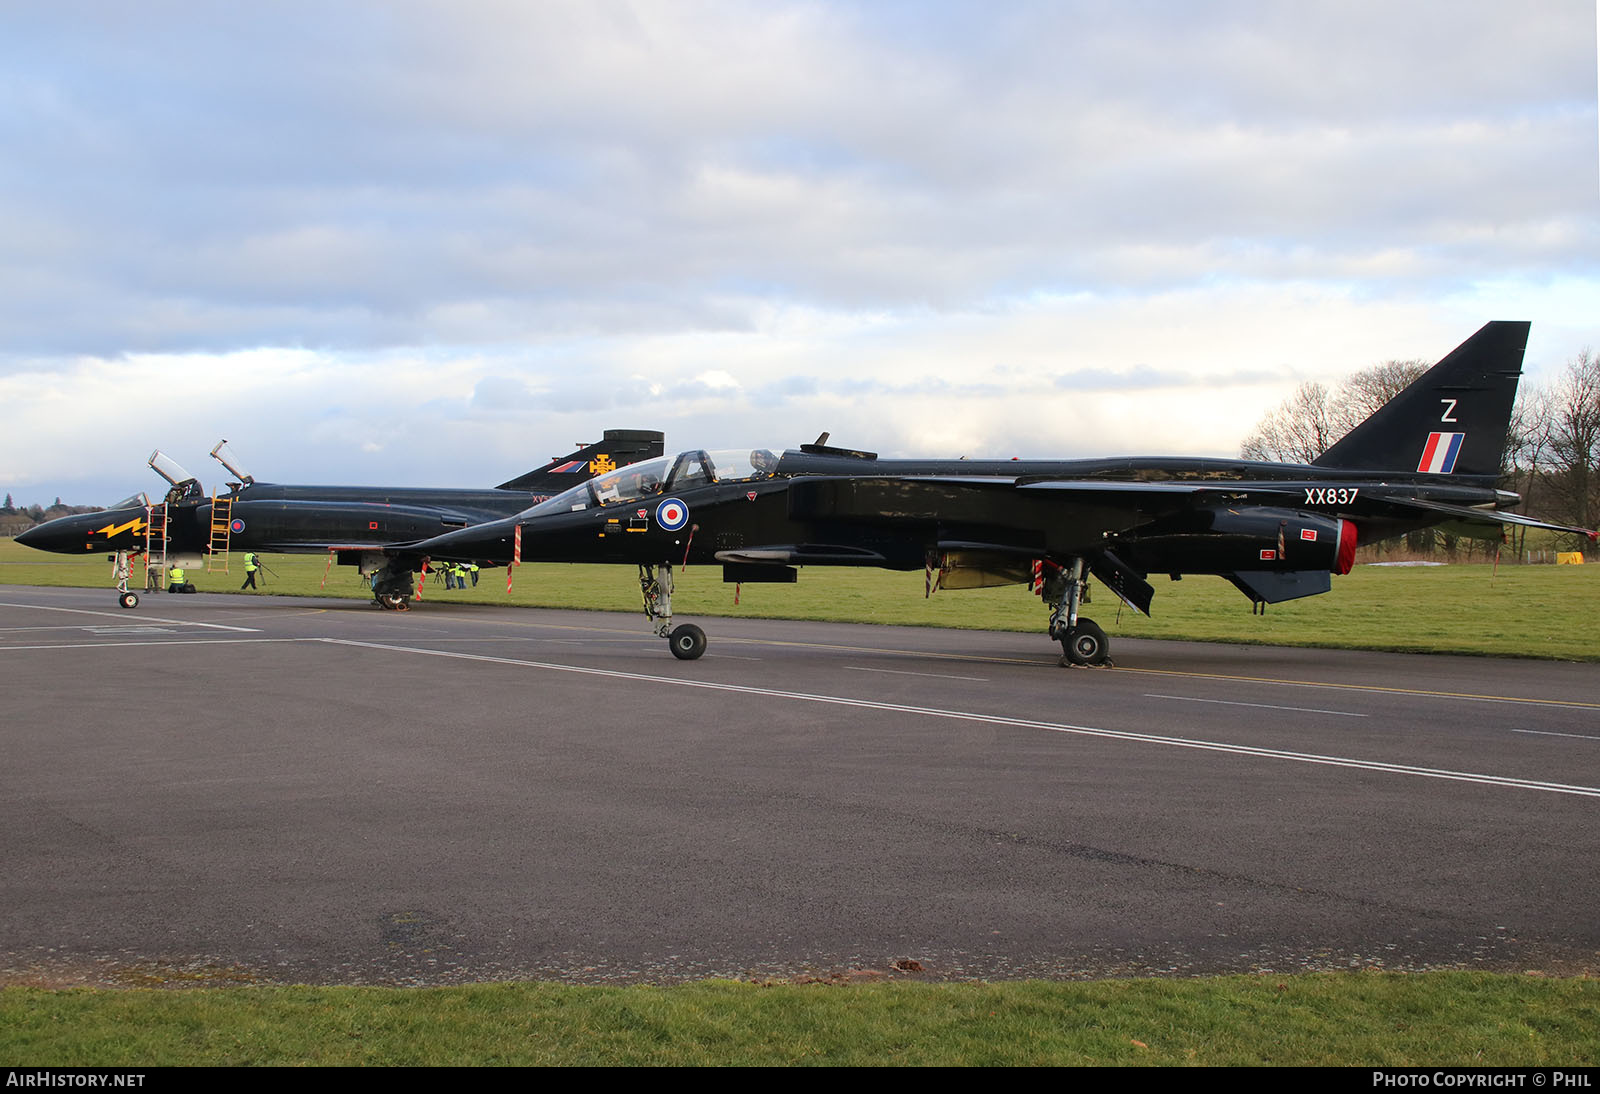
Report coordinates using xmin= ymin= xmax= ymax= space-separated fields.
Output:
xmin=14 ymin=512 xmax=110 ymax=553
xmin=14 ymin=519 xmax=75 ymax=551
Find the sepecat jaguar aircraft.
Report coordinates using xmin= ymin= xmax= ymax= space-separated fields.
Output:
xmin=392 ymin=322 xmax=1591 ymax=663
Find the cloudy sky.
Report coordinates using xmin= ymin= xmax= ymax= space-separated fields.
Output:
xmin=2 ymin=0 xmax=1596 ymax=504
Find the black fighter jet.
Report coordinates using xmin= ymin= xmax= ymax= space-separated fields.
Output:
xmin=395 ymin=322 xmax=1593 ymax=664
xmin=17 ymin=429 xmax=664 ymax=608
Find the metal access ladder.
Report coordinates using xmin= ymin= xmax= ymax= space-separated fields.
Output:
xmin=143 ymin=501 xmax=168 ymax=591
xmin=206 ymin=494 xmax=233 ymax=573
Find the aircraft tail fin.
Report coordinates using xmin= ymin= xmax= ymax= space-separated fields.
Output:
xmin=495 ymin=429 xmax=665 ymax=492
xmin=1311 ymin=321 xmax=1529 ymax=480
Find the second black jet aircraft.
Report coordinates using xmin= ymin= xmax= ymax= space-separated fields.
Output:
xmin=394 ymin=321 xmax=1593 ymax=664
xmin=18 ymin=429 xmax=664 ymax=607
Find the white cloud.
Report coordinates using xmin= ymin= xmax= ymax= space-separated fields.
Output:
xmin=1 ymin=1 xmax=1596 ymax=502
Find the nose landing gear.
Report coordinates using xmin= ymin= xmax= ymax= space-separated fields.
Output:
xmin=641 ymin=563 xmax=706 ymax=660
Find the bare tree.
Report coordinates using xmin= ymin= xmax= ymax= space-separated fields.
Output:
xmin=1331 ymin=359 xmax=1429 ymax=435
xmin=1542 ymin=348 xmax=1600 ymax=547
xmin=1241 ymin=362 xmax=1430 ymax=465
xmin=1239 ymin=381 xmax=1338 ymax=464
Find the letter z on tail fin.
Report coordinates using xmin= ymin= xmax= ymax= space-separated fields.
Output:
xmin=1312 ymin=321 xmax=1529 ymax=481
xmin=495 ymin=429 xmax=666 ymax=492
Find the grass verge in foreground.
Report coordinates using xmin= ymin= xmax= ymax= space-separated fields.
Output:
xmin=5 ymin=539 xmax=1598 ymax=661
xmin=2 ymin=973 xmax=1596 ymax=1066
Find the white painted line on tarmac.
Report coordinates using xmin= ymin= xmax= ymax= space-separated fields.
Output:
xmin=849 ymin=666 xmax=989 ymax=682
xmin=1144 ymin=693 xmax=1368 ymax=718
xmin=83 ymin=626 xmax=176 ymax=636
xmin=0 ymin=600 xmax=259 ymax=632
xmin=1512 ymin=728 xmax=1600 ymax=742
xmin=0 ymin=638 xmax=304 ymax=652
xmin=321 ymin=638 xmax=1600 ymax=799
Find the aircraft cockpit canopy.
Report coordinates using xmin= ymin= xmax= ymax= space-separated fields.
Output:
xmin=147 ymin=451 xmax=199 ymax=489
xmin=109 ymin=492 xmax=150 ymax=510
xmin=517 ymin=448 xmax=781 ymax=519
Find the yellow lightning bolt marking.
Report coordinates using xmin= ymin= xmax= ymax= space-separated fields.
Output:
xmin=588 ymin=454 xmax=616 ymax=474
xmin=91 ymin=517 xmax=148 ymax=538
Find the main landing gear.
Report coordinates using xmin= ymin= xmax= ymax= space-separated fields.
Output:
xmin=640 ymin=562 xmax=706 ymax=660
xmin=370 ymin=561 xmax=415 ymax=611
xmin=1040 ymin=557 xmax=1112 ymax=667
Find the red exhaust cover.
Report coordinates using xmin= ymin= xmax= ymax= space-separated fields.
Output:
xmin=1336 ymin=520 xmax=1358 ymax=575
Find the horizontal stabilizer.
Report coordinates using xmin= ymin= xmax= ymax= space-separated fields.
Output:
xmin=1371 ymin=497 xmax=1597 ymax=542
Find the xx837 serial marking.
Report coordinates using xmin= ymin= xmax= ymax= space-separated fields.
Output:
xmin=1306 ymin=487 xmax=1359 ymax=506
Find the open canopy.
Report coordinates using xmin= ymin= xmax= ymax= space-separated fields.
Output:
xmin=515 ymin=448 xmax=781 ymax=519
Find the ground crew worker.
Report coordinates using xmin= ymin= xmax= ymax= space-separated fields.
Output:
xmin=241 ymin=552 xmax=260 ymax=590
xmin=468 ymin=563 xmax=480 ymax=587
xmin=167 ymin=563 xmax=186 ymax=594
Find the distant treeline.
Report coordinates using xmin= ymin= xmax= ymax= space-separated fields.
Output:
xmin=1 ymin=495 xmax=104 ymax=536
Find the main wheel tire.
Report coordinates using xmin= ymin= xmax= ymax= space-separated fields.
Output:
xmin=1061 ymin=618 xmax=1109 ymax=666
xmin=668 ymin=623 xmax=707 ymax=660
xmin=377 ymin=593 xmax=403 ymax=610
xmin=119 ymin=592 xmax=139 ymax=609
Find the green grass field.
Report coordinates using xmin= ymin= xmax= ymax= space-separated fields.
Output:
xmin=5 ymin=538 xmax=1598 ymax=660
xmin=3 ymin=973 xmax=1596 ymax=1066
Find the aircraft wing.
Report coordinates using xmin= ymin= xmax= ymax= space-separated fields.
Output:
xmin=786 ymin=475 xmax=1223 ymax=537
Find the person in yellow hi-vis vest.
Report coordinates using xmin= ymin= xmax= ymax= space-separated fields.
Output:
xmin=241 ymin=552 xmax=260 ymax=590
xmin=167 ymin=564 xmax=187 ymax=594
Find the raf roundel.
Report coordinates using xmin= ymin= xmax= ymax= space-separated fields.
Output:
xmin=655 ymin=497 xmax=689 ymax=532
xmin=230 ymin=518 xmax=246 ymax=534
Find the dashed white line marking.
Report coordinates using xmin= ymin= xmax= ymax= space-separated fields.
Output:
xmin=83 ymin=626 xmax=176 ymax=636
xmin=849 ymin=666 xmax=989 ymax=682
xmin=1144 ymin=693 xmax=1368 ymax=718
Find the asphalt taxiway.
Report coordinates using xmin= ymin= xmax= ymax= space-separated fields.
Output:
xmin=2 ymin=585 xmax=1597 ymax=985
